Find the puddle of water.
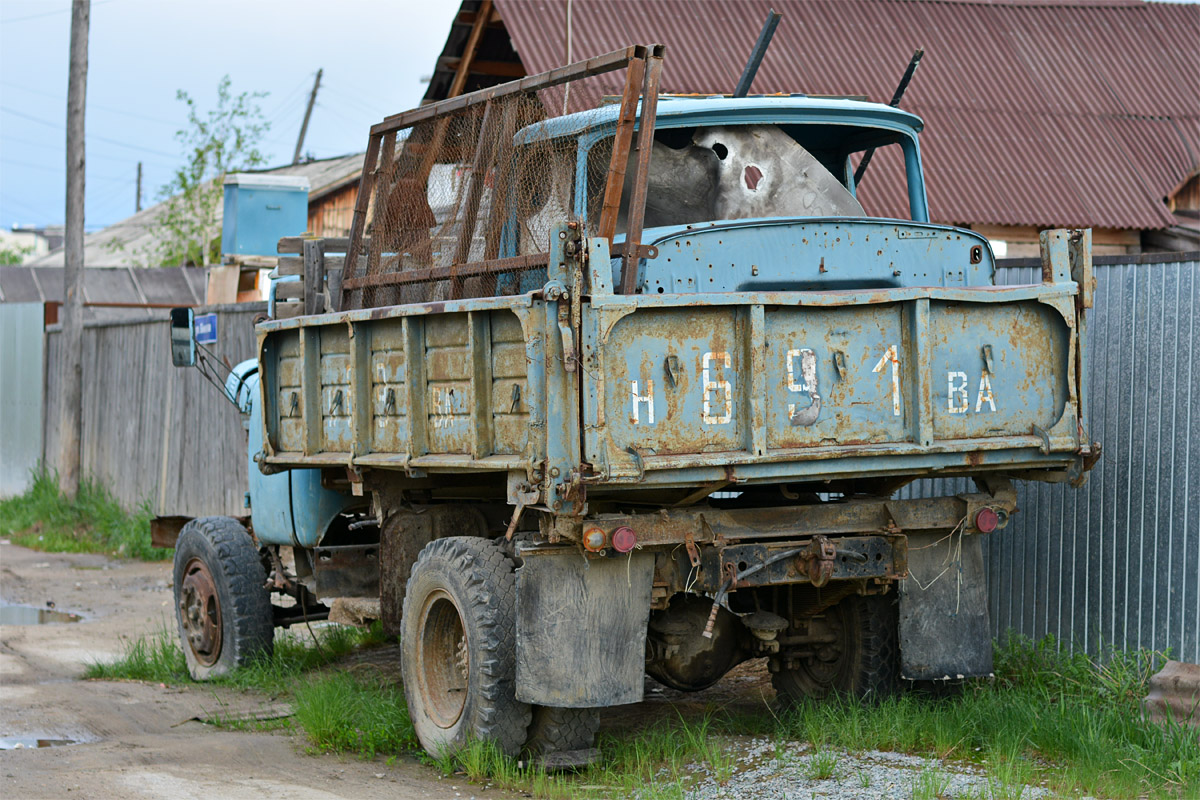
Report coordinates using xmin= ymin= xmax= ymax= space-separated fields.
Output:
xmin=0 ymin=736 xmax=80 ymax=749
xmin=0 ymin=603 xmax=82 ymax=625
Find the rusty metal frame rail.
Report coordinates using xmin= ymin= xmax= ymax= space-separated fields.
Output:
xmin=341 ymin=253 xmax=550 ymax=291
xmin=369 ymin=45 xmax=643 ymax=137
xmin=340 ymin=43 xmax=663 ymax=308
xmin=620 ymin=48 xmax=664 ymax=295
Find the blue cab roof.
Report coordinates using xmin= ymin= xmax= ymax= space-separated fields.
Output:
xmin=514 ymin=96 xmax=925 ymax=145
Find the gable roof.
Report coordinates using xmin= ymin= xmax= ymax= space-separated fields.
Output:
xmin=480 ymin=0 xmax=1199 ymax=230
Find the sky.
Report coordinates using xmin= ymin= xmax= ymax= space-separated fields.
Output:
xmin=0 ymin=0 xmax=461 ymax=232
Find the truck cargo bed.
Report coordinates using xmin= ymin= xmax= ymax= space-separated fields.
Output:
xmin=257 ymin=228 xmax=1090 ymax=509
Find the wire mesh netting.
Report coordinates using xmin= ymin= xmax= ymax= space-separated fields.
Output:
xmin=342 ymin=61 xmax=641 ymax=310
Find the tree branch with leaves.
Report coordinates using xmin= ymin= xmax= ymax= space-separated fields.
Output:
xmin=142 ymin=75 xmax=270 ymax=266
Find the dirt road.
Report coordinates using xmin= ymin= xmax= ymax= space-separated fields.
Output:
xmin=0 ymin=541 xmax=514 ymax=800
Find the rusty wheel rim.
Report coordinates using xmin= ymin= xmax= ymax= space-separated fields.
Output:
xmin=179 ymin=557 xmax=222 ymax=666
xmin=416 ymin=589 xmax=469 ymax=729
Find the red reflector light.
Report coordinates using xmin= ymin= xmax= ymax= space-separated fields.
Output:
xmin=612 ymin=526 xmax=637 ymax=553
xmin=974 ymin=507 xmax=1000 ymax=533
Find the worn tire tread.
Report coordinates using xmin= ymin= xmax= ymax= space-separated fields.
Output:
xmin=772 ymin=592 xmax=898 ymax=703
xmin=402 ymin=536 xmax=531 ymax=757
xmin=524 ymin=706 xmax=600 ymax=755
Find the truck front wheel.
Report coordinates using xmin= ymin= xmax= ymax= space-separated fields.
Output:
xmin=173 ymin=516 xmax=274 ymax=680
xmin=400 ymin=537 xmax=531 ymax=757
xmin=771 ymin=592 xmax=898 ymax=704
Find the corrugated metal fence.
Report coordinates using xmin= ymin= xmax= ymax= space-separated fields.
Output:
xmin=899 ymin=253 xmax=1200 ymax=662
xmin=40 ymin=304 xmax=264 ymax=518
xmin=0 ymin=303 xmax=45 ymax=498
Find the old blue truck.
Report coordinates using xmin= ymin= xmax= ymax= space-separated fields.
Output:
xmin=167 ymin=45 xmax=1095 ymax=760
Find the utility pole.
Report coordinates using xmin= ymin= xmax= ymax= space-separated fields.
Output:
xmin=292 ymin=68 xmax=322 ymax=165
xmin=60 ymin=0 xmax=89 ymax=499
xmin=135 ymin=161 xmax=142 ymax=212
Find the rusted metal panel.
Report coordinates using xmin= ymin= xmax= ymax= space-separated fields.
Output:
xmin=319 ymin=325 xmax=353 ymax=452
xmin=369 ymin=318 xmax=408 ymax=454
xmin=149 ymin=516 xmax=191 ymax=549
xmin=261 ymin=301 xmax=546 ymax=473
xmin=550 ymin=488 xmax=1013 ymax=551
xmin=489 ymin=310 xmax=529 ymax=455
xmin=272 ymin=330 xmax=304 ymax=452
xmin=583 ymin=283 xmax=1082 ymax=486
xmin=424 ymin=313 xmax=473 ymax=455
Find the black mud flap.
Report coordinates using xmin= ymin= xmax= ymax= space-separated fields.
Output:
xmin=515 ymin=548 xmax=654 ymax=707
xmin=898 ymin=531 xmax=993 ymax=680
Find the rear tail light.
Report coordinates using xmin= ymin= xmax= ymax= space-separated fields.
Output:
xmin=583 ymin=525 xmax=606 ymax=552
xmin=612 ymin=526 xmax=637 ymax=553
xmin=974 ymin=507 xmax=1000 ymax=533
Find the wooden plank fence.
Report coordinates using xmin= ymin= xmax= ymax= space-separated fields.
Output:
xmin=43 ymin=304 xmax=265 ymax=517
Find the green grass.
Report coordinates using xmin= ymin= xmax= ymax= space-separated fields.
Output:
xmin=84 ymin=626 xmax=187 ymax=682
xmin=0 ymin=467 xmax=167 ymax=560
xmin=801 ymin=748 xmax=839 ymax=781
xmin=84 ymin=621 xmax=386 ymax=693
xmin=420 ymin=635 xmax=1198 ymax=800
xmin=768 ymin=635 xmax=1198 ymax=799
xmin=83 ymin=618 xmax=1199 ymax=799
xmin=85 ymin=621 xmax=412 ymax=755
xmin=293 ymin=671 xmax=417 ymax=757
xmin=910 ymin=762 xmax=950 ymax=800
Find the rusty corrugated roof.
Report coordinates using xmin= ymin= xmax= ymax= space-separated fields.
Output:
xmin=493 ymin=0 xmax=1200 ymax=230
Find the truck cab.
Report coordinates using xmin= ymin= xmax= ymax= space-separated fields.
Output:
xmin=505 ymin=96 xmax=991 ymax=293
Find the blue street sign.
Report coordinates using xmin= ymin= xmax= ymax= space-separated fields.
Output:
xmin=194 ymin=313 xmax=217 ymax=345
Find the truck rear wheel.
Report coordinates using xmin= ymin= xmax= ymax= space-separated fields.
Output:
xmin=400 ymin=537 xmax=530 ymax=757
xmin=524 ymin=706 xmax=600 ymax=757
xmin=173 ymin=516 xmax=274 ymax=680
xmin=772 ymin=593 xmax=898 ymax=704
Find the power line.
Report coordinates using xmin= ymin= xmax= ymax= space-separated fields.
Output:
xmin=88 ymin=176 xmax=139 ymax=219
xmin=1 ymin=156 xmax=132 ymax=181
xmin=0 ymin=80 xmax=180 ymax=127
xmin=264 ymin=102 xmax=305 ymax=141
xmin=322 ymin=81 xmax=392 ymax=118
xmin=0 ymin=132 xmax=176 ymax=168
xmin=0 ymin=105 xmax=179 ymax=159
xmin=0 ymin=191 xmax=51 ymax=221
xmin=315 ymin=95 xmax=375 ymax=123
xmin=262 ymin=77 xmax=312 ymax=123
xmin=262 ymin=106 xmax=308 ymax=153
xmin=0 ymin=0 xmax=115 ymax=25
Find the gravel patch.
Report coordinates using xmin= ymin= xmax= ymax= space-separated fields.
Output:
xmin=646 ymin=737 xmax=1076 ymax=800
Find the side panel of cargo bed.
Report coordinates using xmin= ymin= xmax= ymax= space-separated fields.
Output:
xmin=255 ymin=298 xmax=561 ymax=477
